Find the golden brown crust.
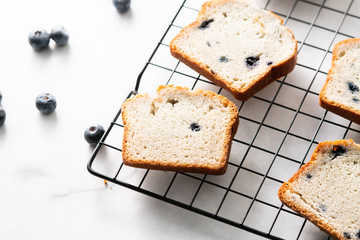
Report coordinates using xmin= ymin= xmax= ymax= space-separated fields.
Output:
xmin=278 ymin=139 xmax=355 ymax=240
xmin=121 ymin=85 xmax=239 ymax=175
xmin=319 ymin=38 xmax=360 ymax=125
xmin=169 ymin=0 xmax=297 ymax=101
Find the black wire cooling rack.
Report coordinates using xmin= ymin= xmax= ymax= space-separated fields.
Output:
xmin=87 ymin=0 xmax=360 ymax=239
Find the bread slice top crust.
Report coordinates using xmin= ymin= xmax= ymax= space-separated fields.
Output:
xmin=121 ymin=85 xmax=239 ymax=175
xmin=320 ymin=38 xmax=360 ymax=125
xmin=278 ymin=139 xmax=360 ymax=240
xmin=170 ymin=0 xmax=297 ymax=101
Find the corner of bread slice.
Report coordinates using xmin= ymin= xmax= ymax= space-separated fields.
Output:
xmin=121 ymin=85 xmax=239 ymax=175
xmin=278 ymin=139 xmax=359 ymax=240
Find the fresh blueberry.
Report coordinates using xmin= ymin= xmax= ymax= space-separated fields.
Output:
xmin=190 ymin=122 xmax=201 ymax=132
xmin=84 ymin=124 xmax=105 ymax=146
xmin=50 ymin=26 xmax=69 ymax=46
xmin=199 ymin=19 xmax=214 ymax=29
xmin=306 ymin=173 xmax=312 ymax=179
xmin=347 ymin=82 xmax=359 ymax=94
xmin=246 ymin=56 xmax=259 ymax=69
xmin=28 ymin=29 xmax=50 ymax=51
xmin=219 ymin=56 xmax=229 ymax=63
xmin=0 ymin=107 xmax=5 ymax=127
xmin=331 ymin=145 xmax=346 ymax=160
xmin=353 ymin=98 xmax=359 ymax=102
xmin=35 ymin=93 xmax=57 ymax=114
xmin=113 ymin=0 xmax=131 ymax=13
xmin=343 ymin=232 xmax=351 ymax=239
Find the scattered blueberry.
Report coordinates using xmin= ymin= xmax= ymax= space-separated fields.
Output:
xmin=353 ymin=98 xmax=359 ymax=102
xmin=50 ymin=26 xmax=69 ymax=46
xmin=0 ymin=107 xmax=5 ymax=127
xmin=306 ymin=173 xmax=312 ymax=179
xmin=267 ymin=61 xmax=273 ymax=66
xmin=28 ymin=29 xmax=50 ymax=51
xmin=343 ymin=232 xmax=351 ymax=239
xmin=219 ymin=56 xmax=229 ymax=63
xmin=331 ymin=145 xmax=346 ymax=160
xmin=199 ymin=19 xmax=214 ymax=29
xmin=113 ymin=0 xmax=131 ymax=13
xmin=246 ymin=56 xmax=259 ymax=69
xmin=348 ymin=82 xmax=359 ymax=94
xmin=84 ymin=124 xmax=105 ymax=146
xmin=190 ymin=122 xmax=201 ymax=132
xmin=207 ymin=42 xmax=211 ymax=47
xmin=35 ymin=93 xmax=57 ymax=114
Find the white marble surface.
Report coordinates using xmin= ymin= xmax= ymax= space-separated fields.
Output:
xmin=0 ymin=0 xmax=265 ymax=239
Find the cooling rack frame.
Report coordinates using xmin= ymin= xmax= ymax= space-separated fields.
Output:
xmin=87 ymin=0 xmax=360 ymax=239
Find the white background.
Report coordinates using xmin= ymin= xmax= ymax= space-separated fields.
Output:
xmin=0 ymin=0 xmax=264 ymax=239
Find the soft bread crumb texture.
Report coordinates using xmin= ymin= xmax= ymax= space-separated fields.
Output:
xmin=279 ymin=139 xmax=360 ymax=240
xmin=121 ymin=85 xmax=239 ymax=175
xmin=320 ymin=38 xmax=360 ymax=124
xmin=170 ymin=0 xmax=297 ymax=101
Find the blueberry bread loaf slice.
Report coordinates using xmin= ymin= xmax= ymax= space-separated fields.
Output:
xmin=170 ymin=0 xmax=297 ymax=101
xmin=320 ymin=38 xmax=360 ymax=124
xmin=121 ymin=85 xmax=239 ymax=175
xmin=278 ymin=139 xmax=360 ymax=240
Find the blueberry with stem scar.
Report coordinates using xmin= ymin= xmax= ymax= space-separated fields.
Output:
xmin=84 ymin=124 xmax=105 ymax=146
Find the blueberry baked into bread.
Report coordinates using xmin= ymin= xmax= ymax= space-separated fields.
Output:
xmin=121 ymin=85 xmax=239 ymax=175
xmin=320 ymin=38 xmax=360 ymax=124
xmin=278 ymin=139 xmax=360 ymax=240
xmin=170 ymin=0 xmax=297 ymax=101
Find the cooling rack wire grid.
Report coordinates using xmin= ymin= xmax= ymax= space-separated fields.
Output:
xmin=87 ymin=0 xmax=360 ymax=239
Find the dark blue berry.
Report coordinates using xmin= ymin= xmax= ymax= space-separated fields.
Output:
xmin=28 ymin=29 xmax=50 ymax=51
xmin=306 ymin=173 xmax=312 ymax=179
xmin=246 ymin=56 xmax=259 ymax=69
xmin=267 ymin=61 xmax=273 ymax=66
xmin=0 ymin=107 xmax=5 ymax=127
xmin=354 ymin=98 xmax=359 ymax=102
xmin=50 ymin=26 xmax=69 ymax=46
xmin=113 ymin=0 xmax=131 ymax=13
xmin=219 ymin=56 xmax=229 ymax=63
xmin=331 ymin=145 xmax=346 ymax=160
xmin=84 ymin=124 xmax=105 ymax=146
xmin=343 ymin=232 xmax=351 ymax=239
xmin=207 ymin=42 xmax=211 ymax=47
xmin=35 ymin=93 xmax=57 ymax=114
xmin=190 ymin=122 xmax=201 ymax=132
xmin=199 ymin=19 xmax=214 ymax=29
xmin=348 ymin=82 xmax=359 ymax=94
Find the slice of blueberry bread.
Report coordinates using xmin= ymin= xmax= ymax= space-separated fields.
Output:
xmin=121 ymin=85 xmax=239 ymax=175
xmin=320 ymin=38 xmax=360 ymax=125
xmin=170 ymin=0 xmax=297 ymax=101
xmin=278 ymin=139 xmax=360 ymax=240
